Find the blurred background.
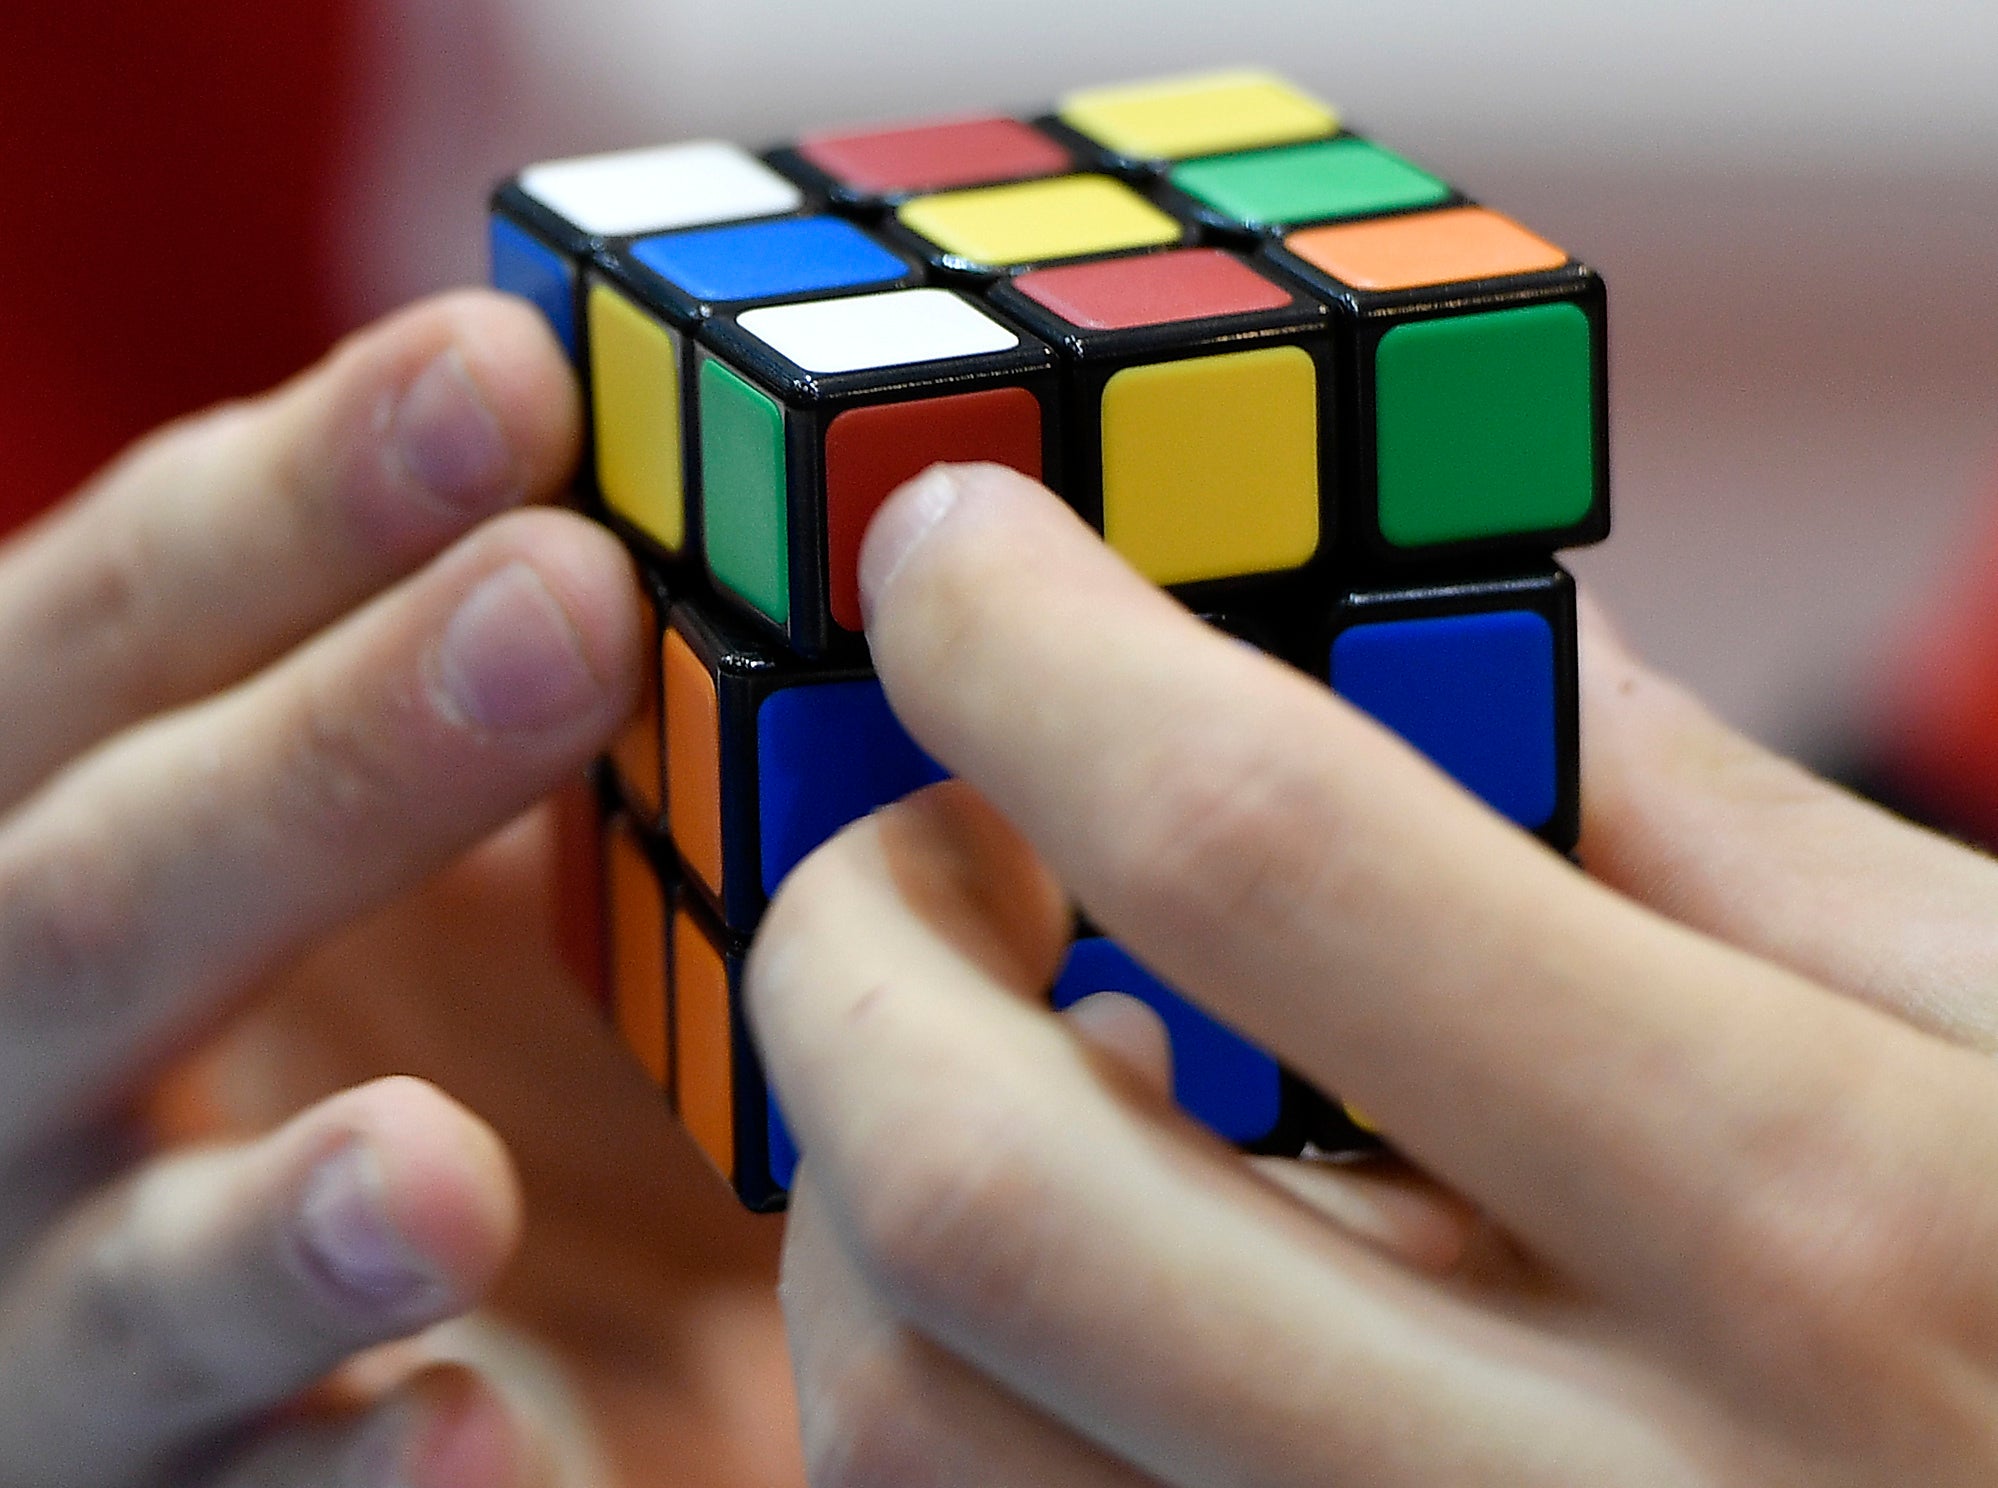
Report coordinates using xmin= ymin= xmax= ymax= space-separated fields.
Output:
xmin=5 ymin=0 xmax=1995 ymax=769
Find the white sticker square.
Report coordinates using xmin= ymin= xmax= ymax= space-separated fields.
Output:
xmin=736 ymin=288 xmax=1021 ymax=375
xmin=519 ymin=141 xmax=804 ymax=238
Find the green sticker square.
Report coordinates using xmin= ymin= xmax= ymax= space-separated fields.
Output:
xmin=1169 ymin=138 xmax=1449 ymax=229
xmin=1374 ymin=302 xmax=1597 ymax=548
xmin=700 ymin=360 xmax=791 ymax=625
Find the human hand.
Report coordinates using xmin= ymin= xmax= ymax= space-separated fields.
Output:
xmin=750 ymin=462 xmax=1998 ymax=1485
xmin=0 ymin=291 xmax=643 ymax=1487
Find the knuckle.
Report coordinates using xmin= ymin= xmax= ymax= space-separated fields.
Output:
xmin=805 ymin=1339 xmax=944 ymax=1488
xmin=66 ymin=1219 xmax=230 ymax=1416
xmin=1111 ymin=727 xmax=1334 ymax=939
xmin=267 ymin=677 xmax=411 ymax=856
xmin=847 ymin=1101 xmax=1054 ymax=1345
xmin=0 ymin=818 xmax=144 ymax=1029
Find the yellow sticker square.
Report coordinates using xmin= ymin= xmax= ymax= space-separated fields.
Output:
xmin=589 ymin=281 xmax=686 ymax=552
xmin=1101 ymin=346 xmax=1320 ymax=585
xmin=896 ymin=175 xmax=1182 ymax=270
xmin=1058 ymin=70 xmax=1338 ymax=162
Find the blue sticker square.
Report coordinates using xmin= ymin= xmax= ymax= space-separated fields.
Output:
xmin=755 ymin=679 xmax=947 ymax=894
xmin=632 ymin=215 xmax=910 ymax=305
xmin=1329 ymin=609 xmax=1557 ymax=829
xmin=489 ymin=216 xmax=578 ymax=360
xmin=767 ymin=1091 xmax=799 ymax=1190
xmin=1051 ymin=938 xmax=1281 ymax=1145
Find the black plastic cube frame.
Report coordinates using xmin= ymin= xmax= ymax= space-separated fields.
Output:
xmin=1028 ymin=113 xmax=1344 ymax=188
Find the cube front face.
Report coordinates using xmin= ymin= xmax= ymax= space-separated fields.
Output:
xmin=822 ymin=387 xmax=1044 ymax=631
xmin=1328 ymin=570 xmax=1580 ymax=848
xmin=1052 ymin=938 xmax=1293 ymax=1149
xmin=1100 ymin=346 xmax=1320 ymax=585
xmin=1374 ymin=302 xmax=1598 ymax=549
xmin=499 ymin=69 xmax=1609 ymax=1210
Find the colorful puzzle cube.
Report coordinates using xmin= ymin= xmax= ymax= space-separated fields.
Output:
xmin=495 ymin=68 xmax=1610 ymax=1210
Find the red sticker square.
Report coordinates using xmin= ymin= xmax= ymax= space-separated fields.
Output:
xmin=824 ymin=389 xmax=1043 ymax=631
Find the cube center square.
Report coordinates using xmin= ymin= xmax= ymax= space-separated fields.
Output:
xmin=1057 ymin=69 xmax=1339 ymax=164
xmin=1101 ymin=345 xmax=1320 ymax=586
xmin=1171 ymin=137 xmax=1450 ymax=231
xmin=518 ymin=140 xmax=805 ymax=239
xmin=735 ymin=286 xmax=1023 ymax=376
xmin=1284 ymin=206 xmax=1570 ymax=292
xmin=793 ymin=115 xmax=1074 ymax=198
xmin=629 ymin=215 xmax=913 ymax=308
xmin=1375 ymin=302 xmax=1598 ymax=549
xmin=1011 ymin=246 xmax=1295 ymax=333
xmin=895 ymin=175 xmax=1185 ymax=273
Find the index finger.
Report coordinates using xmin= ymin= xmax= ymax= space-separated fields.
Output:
xmin=857 ymin=464 xmax=1998 ymax=1321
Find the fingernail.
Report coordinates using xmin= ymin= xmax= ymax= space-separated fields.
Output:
xmin=857 ymin=464 xmax=964 ymax=631
xmin=296 ymin=1142 xmax=443 ymax=1314
xmin=393 ymin=348 xmax=514 ymax=512
xmin=431 ymin=562 xmax=600 ymax=733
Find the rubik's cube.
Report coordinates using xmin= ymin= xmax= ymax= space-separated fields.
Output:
xmin=493 ymin=70 xmax=1608 ymax=1211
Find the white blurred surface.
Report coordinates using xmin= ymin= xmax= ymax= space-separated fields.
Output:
xmin=339 ymin=0 xmax=1998 ymax=754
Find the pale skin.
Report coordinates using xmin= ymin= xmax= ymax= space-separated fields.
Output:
xmin=5 ymin=290 xmax=1998 ymax=1486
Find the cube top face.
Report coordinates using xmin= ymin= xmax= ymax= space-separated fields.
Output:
xmin=517 ymin=140 xmax=805 ymax=239
xmin=1009 ymin=247 xmax=1298 ymax=334
xmin=1056 ymin=69 xmax=1339 ymax=164
xmin=895 ymin=174 xmax=1186 ymax=274
xmin=1375 ymin=301 xmax=1599 ymax=549
xmin=627 ymin=214 xmax=915 ymax=311
xmin=1171 ymin=138 xmax=1451 ymax=232
xmin=733 ymin=286 xmax=1026 ymax=379
xmin=794 ymin=115 xmax=1074 ymax=199
xmin=1286 ymin=206 xmax=1570 ymax=292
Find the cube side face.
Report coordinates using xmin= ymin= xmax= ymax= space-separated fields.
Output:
xmin=606 ymin=818 xmax=670 ymax=1090
xmin=1100 ymin=345 xmax=1322 ymax=586
xmin=1374 ymin=301 xmax=1599 ymax=549
xmin=699 ymin=359 xmax=794 ymax=628
xmin=670 ymin=897 xmax=737 ymax=1191
xmin=671 ymin=899 xmax=788 ymax=1210
xmin=590 ymin=284 xmax=690 ymax=559
xmin=607 ymin=582 xmax=665 ymax=824
xmin=550 ymin=772 xmax=609 ymax=1010
xmin=663 ymin=623 xmax=727 ymax=902
xmin=1327 ymin=569 xmax=1580 ymax=849
xmin=490 ymin=213 xmax=580 ymax=360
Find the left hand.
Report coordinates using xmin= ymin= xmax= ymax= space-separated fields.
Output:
xmin=750 ymin=463 xmax=1998 ymax=1487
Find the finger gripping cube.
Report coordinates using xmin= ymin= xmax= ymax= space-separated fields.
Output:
xmin=500 ymin=68 xmax=1610 ymax=1210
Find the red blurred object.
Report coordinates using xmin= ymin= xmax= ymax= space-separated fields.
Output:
xmin=1865 ymin=461 xmax=1998 ymax=847
xmin=0 ymin=6 xmax=358 ymax=537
